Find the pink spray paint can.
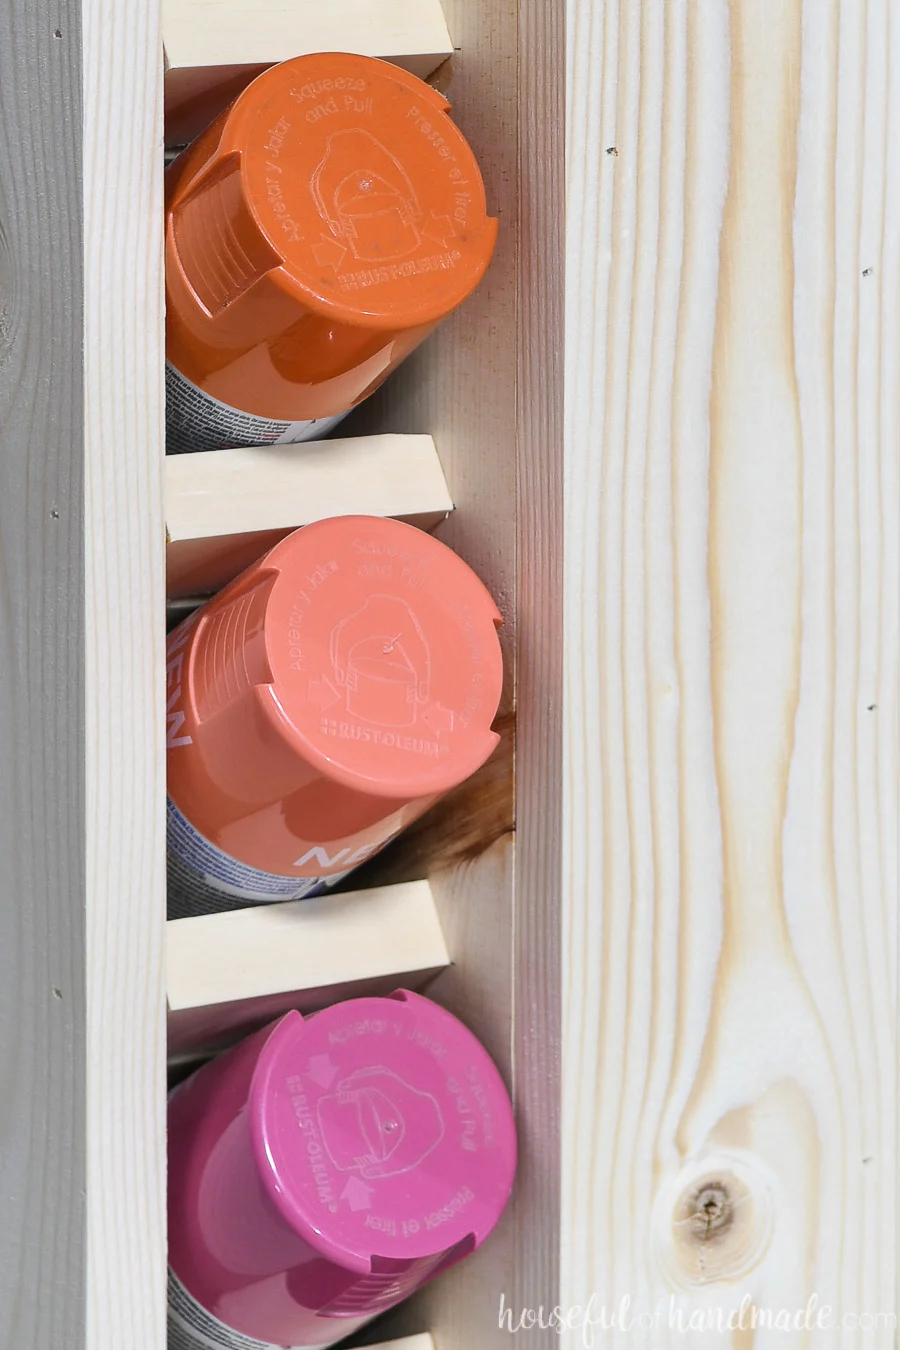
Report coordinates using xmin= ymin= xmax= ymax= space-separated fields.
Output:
xmin=168 ymin=990 xmax=517 ymax=1349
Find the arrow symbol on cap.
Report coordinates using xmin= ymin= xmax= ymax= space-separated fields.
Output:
xmin=422 ymin=702 xmax=455 ymax=736
xmin=422 ymin=213 xmax=457 ymax=249
xmin=307 ymin=676 xmax=342 ymax=711
xmin=340 ymin=1176 xmax=375 ymax=1211
xmin=306 ymin=1054 xmax=339 ymax=1087
xmin=313 ymin=234 xmax=347 ymax=271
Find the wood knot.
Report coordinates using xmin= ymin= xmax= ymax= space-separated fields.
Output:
xmin=655 ymin=1156 xmax=774 ymax=1289
xmin=685 ymin=1182 xmax=733 ymax=1242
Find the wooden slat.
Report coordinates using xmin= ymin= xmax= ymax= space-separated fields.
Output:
xmin=166 ymin=433 xmax=452 ymax=597
xmin=565 ymin=0 xmax=898 ymax=1337
xmin=0 ymin=0 xmax=86 ymax=1345
xmin=512 ymin=0 xmax=564 ymax=1335
xmin=163 ymin=0 xmax=453 ymax=145
xmin=167 ymin=880 xmax=449 ymax=1056
xmin=85 ymin=0 xmax=167 ymax=1341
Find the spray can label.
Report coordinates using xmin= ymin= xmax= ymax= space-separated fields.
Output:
xmin=166 ymin=362 xmax=350 ymax=454
xmin=166 ymin=798 xmax=350 ymax=918
xmin=168 ymin=1268 xmax=339 ymax=1350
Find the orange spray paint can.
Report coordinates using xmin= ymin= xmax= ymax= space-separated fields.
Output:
xmin=165 ymin=53 xmax=498 ymax=452
xmin=166 ymin=516 xmax=503 ymax=916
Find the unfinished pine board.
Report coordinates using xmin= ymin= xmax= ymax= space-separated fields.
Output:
xmin=167 ymin=879 xmax=450 ymax=1056
xmin=566 ymin=0 xmax=898 ymax=1341
xmin=166 ymin=432 xmax=452 ymax=598
xmin=163 ymin=0 xmax=453 ymax=144
xmin=85 ymin=0 xmax=168 ymax=1341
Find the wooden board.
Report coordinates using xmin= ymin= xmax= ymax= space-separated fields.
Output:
xmin=511 ymin=0 xmax=564 ymax=1336
xmin=0 ymin=1 xmax=87 ymax=1345
xmin=163 ymin=0 xmax=453 ymax=144
xmin=565 ymin=0 xmax=898 ymax=1339
xmin=167 ymin=880 xmax=450 ymax=1055
xmin=84 ymin=0 xmax=168 ymax=1344
xmin=166 ymin=433 xmax=452 ymax=597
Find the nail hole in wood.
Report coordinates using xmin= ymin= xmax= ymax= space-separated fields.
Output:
xmin=862 ymin=266 xmax=873 ymax=276
xmin=54 ymin=28 xmax=62 ymax=37
xmin=606 ymin=146 xmax=618 ymax=156
xmin=50 ymin=507 xmax=59 ymax=519
xmin=52 ymin=987 xmax=63 ymax=999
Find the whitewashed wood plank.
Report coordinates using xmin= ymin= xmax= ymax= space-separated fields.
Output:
xmin=84 ymin=0 xmax=166 ymax=1342
xmin=565 ymin=0 xmax=898 ymax=1344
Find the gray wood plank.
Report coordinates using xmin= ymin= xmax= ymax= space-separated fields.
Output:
xmin=0 ymin=1 xmax=85 ymax=1346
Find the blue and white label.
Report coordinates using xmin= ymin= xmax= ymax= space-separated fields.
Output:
xmin=167 ymin=798 xmax=350 ymax=919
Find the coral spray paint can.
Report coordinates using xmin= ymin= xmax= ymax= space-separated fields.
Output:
xmin=165 ymin=52 xmax=497 ymax=453
xmin=166 ymin=516 xmax=504 ymax=917
xmin=167 ymin=991 xmax=517 ymax=1349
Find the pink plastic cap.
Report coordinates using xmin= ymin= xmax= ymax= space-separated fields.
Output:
xmin=252 ymin=990 xmax=517 ymax=1299
xmin=168 ymin=992 xmax=517 ymax=1346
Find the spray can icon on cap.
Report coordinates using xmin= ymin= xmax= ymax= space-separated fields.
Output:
xmin=165 ymin=52 xmax=498 ymax=453
xmin=166 ymin=516 xmax=504 ymax=917
xmin=331 ymin=595 xmax=431 ymax=727
xmin=311 ymin=128 xmax=423 ymax=264
xmin=167 ymin=990 xmax=517 ymax=1348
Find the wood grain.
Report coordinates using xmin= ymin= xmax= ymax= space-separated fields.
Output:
xmin=512 ymin=0 xmax=564 ymax=1337
xmin=565 ymin=0 xmax=898 ymax=1342
xmin=84 ymin=0 xmax=167 ymax=1344
xmin=0 ymin=2 xmax=85 ymax=1346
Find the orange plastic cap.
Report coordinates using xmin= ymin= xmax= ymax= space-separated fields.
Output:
xmin=166 ymin=54 xmax=497 ymax=423
xmin=254 ymin=517 xmax=504 ymax=798
xmin=167 ymin=517 xmax=504 ymax=875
